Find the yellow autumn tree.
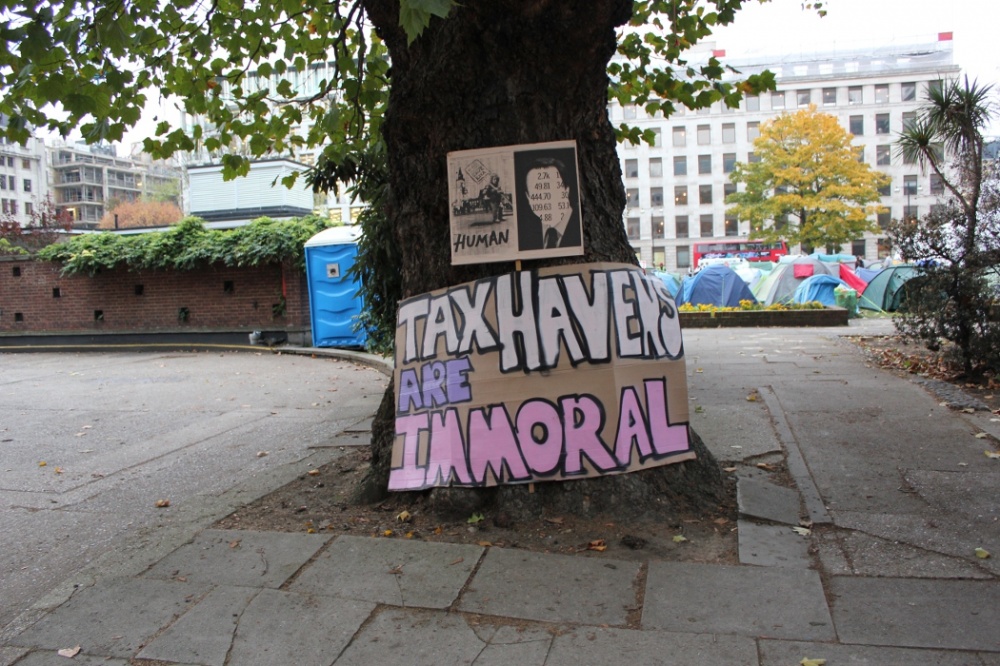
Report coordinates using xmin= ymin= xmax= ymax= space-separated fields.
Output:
xmin=727 ymin=105 xmax=890 ymax=252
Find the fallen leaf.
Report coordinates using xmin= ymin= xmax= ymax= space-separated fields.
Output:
xmin=388 ymin=564 xmax=404 ymax=575
xmin=985 ymin=450 xmax=1000 ymax=459
xmin=588 ymin=539 xmax=607 ymax=551
xmin=756 ymin=463 xmax=777 ymax=471
xmin=672 ymin=535 xmax=688 ymax=543
xmin=694 ymin=405 xmax=704 ymax=413
xmin=229 ymin=540 xmax=241 ymax=549
xmin=307 ymin=469 xmax=321 ymax=476
xmin=974 ymin=433 xmax=989 ymax=439
xmin=746 ymin=392 xmax=758 ymax=402
xmin=696 ymin=368 xmax=703 ymax=373
xmin=975 ymin=547 xmax=991 ymax=559
xmin=961 ymin=407 xmax=976 ymax=414
xmin=256 ymin=451 xmax=269 ymax=458
xmin=405 ymin=531 xmax=415 ymax=539
xmin=57 ymin=646 xmax=81 ymax=658
xmin=467 ymin=512 xmax=485 ymax=524
xmin=54 ymin=467 xmax=64 ymax=474
xmin=450 ymin=557 xmax=465 ymax=565
xmin=792 ymin=526 xmax=811 ymax=536
xmin=155 ymin=499 xmax=170 ymax=508
xmin=38 ymin=461 xmax=47 ymax=467
xmin=722 ymin=467 xmax=737 ymax=473
xmin=800 ymin=659 xmax=826 ymax=666
xmin=713 ymin=517 xmax=729 ymax=526
xmin=396 ymin=510 xmax=412 ymax=522
xmin=306 ymin=528 xmax=316 ymax=534
xmin=383 ymin=529 xmax=393 ymax=537
xmin=544 ymin=517 xmax=564 ymax=525
xmin=434 ymin=526 xmax=444 ymax=535
xmin=477 ymin=540 xmax=493 ymax=547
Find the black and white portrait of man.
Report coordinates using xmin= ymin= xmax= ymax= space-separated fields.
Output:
xmin=514 ymin=145 xmax=583 ymax=254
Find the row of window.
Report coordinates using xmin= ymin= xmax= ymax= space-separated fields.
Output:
xmin=652 ymin=238 xmax=886 ymax=270
xmin=620 ymin=81 xmax=929 ymax=120
xmin=0 ymin=175 xmax=31 ymax=192
xmin=1 ymin=199 xmax=33 ymax=215
xmin=0 ymin=156 xmax=31 ymax=169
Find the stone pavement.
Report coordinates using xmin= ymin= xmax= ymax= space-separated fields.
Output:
xmin=3 ymin=319 xmax=999 ymax=665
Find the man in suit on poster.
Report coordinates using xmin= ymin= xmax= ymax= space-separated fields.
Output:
xmin=515 ymin=148 xmax=582 ymax=253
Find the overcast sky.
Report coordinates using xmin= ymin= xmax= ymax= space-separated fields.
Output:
xmin=710 ymin=0 xmax=1000 ymax=134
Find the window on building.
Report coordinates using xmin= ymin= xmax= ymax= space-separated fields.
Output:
xmin=626 ymin=217 xmax=640 ymax=239
xmin=878 ymin=181 xmax=891 ymax=197
xmin=902 ymin=111 xmax=916 ymax=131
xmin=724 ymin=183 xmax=736 ymax=200
xmin=722 ymin=123 xmax=736 ymax=143
xmin=746 ymin=95 xmax=760 ymax=111
xmin=625 ymin=159 xmax=639 ymax=178
xmin=747 ymin=121 xmax=760 ymax=141
xmin=930 ymin=173 xmax=945 ymax=195
xmin=653 ymin=247 xmax=665 ymax=271
xmin=623 ymin=105 xmax=637 ymax=119
xmin=675 ymin=215 xmax=689 ymax=238
xmin=797 ymin=89 xmax=811 ymax=107
xmin=848 ymin=86 xmax=863 ymax=105
xmin=822 ymin=87 xmax=837 ymax=105
xmin=697 ymin=124 xmax=711 ymax=145
xmin=724 ymin=216 xmax=739 ymax=236
xmin=901 ymin=82 xmax=917 ymax=102
xmin=653 ymin=216 xmax=664 ymax=237
xmin=877 ymin=210 xmax=891 ymax=230
xmin=700 ymin=214 xmax=714 ymax=236
xmin=772 ymin=91 xmax=785 ymax=109
xmin=651 ymin=128 xmax=662 ymax=147
xmin=876 ymin=144 xmax=891 ymax=166
xmin=24 ymin=202 xmax=33 ymax=215
xmin=723 ymin=153 xmax=736 ymax=173
xmin=23 ymin=179 xmax=31 ymax=193
xmin=856 ymin=145 xmax=866 ymax=163
xmin=698 ymin=154 xmax=712 ymax=174
xmin=674 ymin=185 xmax=688 ymax=206
xmin=626 ymin=188 xmax=640 ymax=207
xmin=748 ymin=152 xmax=760 ymax=164
xmin=904 ymin=204 xmax=918 ymax=220
xmin=7 ymin=200 xmax=16 ymax=215
xmin=650 ymin=187 xmax=664 ymax=206
xmin=5 ymin=157 xmax=12 ymax=167
xmin=849 ymin=115 xmax=864 ymax=136
xmin=903 ymin=174 xmax=918 ymax=195
xmin=0 ymin=175 xmax=6 ymax=190
xmin=852 ymin=239 xmax=867 ymax=257
xmin=875 ymin=113 xmax=890 ymax=134
xmin=673 ymin=156 xmax=687 ymax=176
xmin=676 ymin=245 xmax=691 ymax=268
xmin=699 ymin=184 xmax=713 ymax=205
xmin=928 ymin=80 xmax=943 ymax=96
xmin=672 ymin=126 xmax=686 ymax=147
xmin=875 ymin=84 xmax=889 ymax=104
xmin=649 ymin=157 xmax=662 ymax=177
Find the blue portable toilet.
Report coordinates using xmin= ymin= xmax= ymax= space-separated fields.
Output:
xmin=304 ymin=226 xmax=367 ymax=348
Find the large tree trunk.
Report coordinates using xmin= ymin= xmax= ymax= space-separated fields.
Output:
xmin=356 ymin=0 xmax=730 ymax=518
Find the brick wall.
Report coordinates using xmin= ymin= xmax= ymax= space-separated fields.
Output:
xmin=0 ymin=257 xmax=310 ymax=335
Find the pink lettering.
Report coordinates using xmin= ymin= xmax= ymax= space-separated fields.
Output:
xmin=645 ymin=378 xmax=689 ymax=455
xmin=561 ymin=395 xmax=617 ymax=474
xmin=468 ymin=406 xmax=531 ymax=484
xmin=515 ymin=399 xmax=563 ymax=476
xmin=425 ymin=409 xmax=474 ymax=486
xmin=389 ymin=413 xmax=429 ymax=490
xmin=614 ymin=387 xmax=653 ymax=465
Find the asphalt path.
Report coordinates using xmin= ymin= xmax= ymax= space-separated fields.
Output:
xmin=0 ymin=349 xmax=387 ymax=632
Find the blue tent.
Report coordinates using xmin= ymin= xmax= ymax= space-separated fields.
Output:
xmin=792 ymin=274 xmax=849 ymax=306
xmin=679 ymin=265 xmax=757 ymax=307
xmin=651 ymin=271 xmax=682 ymax=298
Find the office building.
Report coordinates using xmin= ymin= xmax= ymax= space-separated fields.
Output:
xmin=613 ymin=34 xmax=960 ymax=272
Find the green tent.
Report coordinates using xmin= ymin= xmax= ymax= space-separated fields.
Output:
xmin=859 ymin=265 xmax=919 ymax=312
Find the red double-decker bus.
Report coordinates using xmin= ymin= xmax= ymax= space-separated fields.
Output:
xmin=692 ymin=240 xmax=788 ymax=268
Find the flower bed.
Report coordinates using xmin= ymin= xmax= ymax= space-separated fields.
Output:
xmin=678 ymin=301 xmax=849 ymax=328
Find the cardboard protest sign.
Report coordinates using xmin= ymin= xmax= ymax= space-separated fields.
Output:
xmin=389 ymin=262 xmax=693 ymax=491
xmin=447 ymin=140 xmax=584 ymax=265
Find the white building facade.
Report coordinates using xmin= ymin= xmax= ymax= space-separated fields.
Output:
xmin=614 ymin=35 xmax=960 ymax=272
xmin=0 ymin=124 xmax=49 ymax=225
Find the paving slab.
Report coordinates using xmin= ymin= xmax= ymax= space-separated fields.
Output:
xmin=334 ymin=607 xmax=552 ymax=666
xmin=546 ymin=627 xmax=758 ymax=666
xmin=290 ymin=536 xmax=482 ymax=609
xmin=642 ymin=561 xmax=834 ymax=641
xmin=0 ymin=647 xmax=27 ymax=666
xmin=9 ymin=652 xmax=130 ymax=666
xmin=816 ymin=527 xmax=992 ymax=579
xmin=143 ymin=529 xmax=330 ymax=589
xmin=759 ymin=639 xmax=993 ymax=665
xmin=830 ymin=576 xmax=1000 ymax=652
xmin=457 ymin=548 xmax=640 ymax=626
xmin=10 ymin=577 xmax=210 ymax=658
xmin=737 ymin=520 xmax=812 ymax=568
xmin=736 ymin=477 xmax=803 ymax=525
xmin=137 ymin=585 xmax=260 ymax=665
xmin=227 ymin=588 xmax=375 ymax=666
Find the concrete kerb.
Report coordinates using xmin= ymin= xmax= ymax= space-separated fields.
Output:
xmin=278 ymin=345 xmax=394 ymax=377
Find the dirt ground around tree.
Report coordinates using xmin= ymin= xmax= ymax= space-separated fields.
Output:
xmin=214 ymin=328 xmax=999 ymax=565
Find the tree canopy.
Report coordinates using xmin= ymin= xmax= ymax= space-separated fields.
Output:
xmin=726 ymin=105 xmax=889 ymax=252
xmin=1 ymin=0 xmax=776 ymax=179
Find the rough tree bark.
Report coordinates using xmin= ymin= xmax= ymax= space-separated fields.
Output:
xmin=356 ymin=0 xmax=730 ymax=519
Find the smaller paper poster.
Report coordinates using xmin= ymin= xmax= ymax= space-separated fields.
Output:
xmin=447 ymin=140 xmax=584 ymax=265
